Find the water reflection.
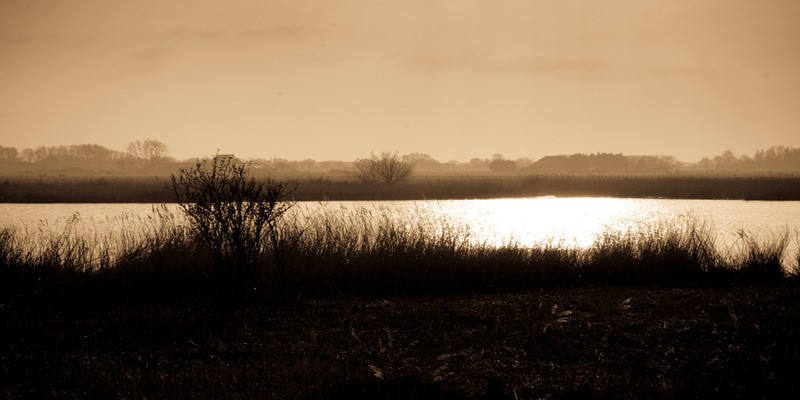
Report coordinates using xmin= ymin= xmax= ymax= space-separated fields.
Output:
xmin=1 ymin=198 xmax=798 ymax=259
xmin=288 ymin=198 xmax=799 ymax=269
xmin=422 ymin=197 xmax=677 ymax=248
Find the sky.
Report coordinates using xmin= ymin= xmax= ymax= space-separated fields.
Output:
xmin=1 ymin=0 xmax=799 ymax=162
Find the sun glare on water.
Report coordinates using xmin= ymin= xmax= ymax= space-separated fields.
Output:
xmin=424 ymin=197 xmax=672 ymax=248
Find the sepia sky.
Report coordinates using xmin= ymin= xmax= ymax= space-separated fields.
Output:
xmin=1 ymin=0 xmax=799 ymax=162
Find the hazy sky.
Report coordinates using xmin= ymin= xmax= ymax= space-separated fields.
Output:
xmin=1 ymin=0 xmax=799 ymax=162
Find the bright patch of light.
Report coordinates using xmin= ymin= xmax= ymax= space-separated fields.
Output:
xmin=421 ymin=197 xmax=674 ymax=248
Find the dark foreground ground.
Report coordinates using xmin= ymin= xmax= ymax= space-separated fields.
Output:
xmin=2 ymin=283 xmax=799 ymax=399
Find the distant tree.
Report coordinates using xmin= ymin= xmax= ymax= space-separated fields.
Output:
xmin=634 ymin=155 xmax=678 ymax=173
xmin=72 ymin=144 xmax=115 ymax=161
xmin=714 ymin=150 xmax=738 ymax=169
xmin=592 ymin=152 xmax=629 ymax=172
xmin=752 ymin=146 xmax=800 ymax=171
xmin=350 ymin=151 xmax=414 ymax=184
xmin=488 ymin=158 xmax=518 ymax=173
xmin=402 ymin=152 xmax=436 ymax=164
xmin=15 ymin=144 xmax=122 ymax=167
xmin=660 ymin=155 xmax=678 ymax=167
xmin=738 ymin=154 xmax=753 ymax=168
xmin=401 ymin=152 xmax=443 ymax=172
xmin=0 ymin=146 xmax=19 ymax=161
xmin=297 ymin=159 xmax=317 ymax=171
xmin=698 ymin=157 xmax=714 ymax=169
xmin=20 ymin=148 xmax=38 ymax=163
xmin=128 ymin=138 xmax=169 ymax=162
xmin=469 ymin=157 xmax=489 ymax=170
xmin=126 ymin=141 xmax=145 ymax=160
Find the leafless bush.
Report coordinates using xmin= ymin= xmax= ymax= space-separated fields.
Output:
xmin=350 ymin=152 xmax=414 ymax=185
xmin=171 ymin=155 xmax=297 ymax=297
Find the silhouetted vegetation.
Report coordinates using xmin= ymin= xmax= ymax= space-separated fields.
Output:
xmin=0 ymin=140 xmax=177 ymax=175
xmin=126 ymin=138 xmax=170 ymax=163
xmin=1 ymin=206 xmax=796 ymax=302
xmin=171 ymin=156 xmax=297 ymax=298
xmin=1 ymin=209 xmax=799 ymax=398
xmin=0 ymin=176 xmax=174 ymax=203
xmin=3 ymin=142 xmax=800 ymax=177
xmin=488 ymin=157 xmax=518 ymax=173
xmin=699 ymin=146 xmax=800 ymax=172
xmin=350 ymin=151 xmax=415 ymax=185
xmin=2 ymin=173 xmax=799 ymax=202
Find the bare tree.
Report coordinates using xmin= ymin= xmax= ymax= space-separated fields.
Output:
xmin=128 ymin=138 xmax=169 ymax=162
xmin=171 ymin=155 xmax=297 ymax=298
xmin=126 ymin=141 xmax=145 ymax=160
xmin=72 ymin=144 xmax=115 ymax=161
xmin=143 ymin=139 xmax=168 ymax=161
xmin=350 ymin=151 xmax=414 ymax=185
xmin=0 ymin=146 xmax=19 ymax=161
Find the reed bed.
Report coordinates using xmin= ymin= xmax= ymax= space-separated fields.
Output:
xmin=0 ymin=205 xmax=797 ymax=301
xmin=3 ymin=173 xmax=800 ymax=202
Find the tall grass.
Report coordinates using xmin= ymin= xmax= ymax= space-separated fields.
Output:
xmin=1 ymin=206 xmax=797 ymax=301
xmin=729 ymin=229 xmax=792 ymax=281
xmin=2 ymin=174 xmax=800 ymax=202
xmin=0 ymin=206 xmax=212 ymax=300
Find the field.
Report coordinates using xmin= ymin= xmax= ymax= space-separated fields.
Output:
xmin=3 ymin=285 xmax=799 ymax=399
xmin=2 ymin=173 xmax=800 ymax=202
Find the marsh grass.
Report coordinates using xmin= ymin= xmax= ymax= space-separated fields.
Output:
xmin=3 ymin=173 xmax=800 ymax=202
xmin=579 ymin=221 xmax=721 ymax=284
xmin=282 ymin=206 xmax=583 ymax=293
xmin=2 ymin=205 xmax=797 ymax=301
xmin=0 ymin=206 xmax=215 ymax=301
xmin=728 ymin=229 xmax=792 ymax=281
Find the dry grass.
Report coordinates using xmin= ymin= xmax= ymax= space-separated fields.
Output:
xmin=2 ymin=173 xmax=800 ymax=202
xmin=1 ymin=206 xmax=796 ymax=301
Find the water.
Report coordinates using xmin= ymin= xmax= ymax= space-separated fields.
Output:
xmin=1 ymin=198 xmax=798 ymax=263
xmin=413 ymin=198 xmax=799 ymax=249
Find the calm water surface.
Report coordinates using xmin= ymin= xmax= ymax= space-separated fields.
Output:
xmin=1 ymin=198 xmax=798 ymax=260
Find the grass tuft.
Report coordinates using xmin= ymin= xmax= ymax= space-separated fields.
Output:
xmin=730 ymin=229 xmax=791 ymax=281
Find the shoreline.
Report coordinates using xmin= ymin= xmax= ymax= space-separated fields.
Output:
xmin=2 ymin=174 xmax=800 ymax=202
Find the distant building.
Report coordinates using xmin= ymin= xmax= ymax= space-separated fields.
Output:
xmin=524 ymin=153 xmax=629 ymax=173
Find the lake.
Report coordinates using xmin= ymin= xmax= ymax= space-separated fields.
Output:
xmin=1 ymin=197 xmax=798 ymax=266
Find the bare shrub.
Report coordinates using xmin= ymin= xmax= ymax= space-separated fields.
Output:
xmin=171 ymin=155 xmax=297 ymax=297
xmin=350 ymin=152 xmax=414 ymax=185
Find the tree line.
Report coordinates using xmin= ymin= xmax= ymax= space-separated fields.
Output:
xmin=698 ymin=146 xmax=800 ymax=172
xmin=243 ymin=147 xmax=800 ymax=176
xmin=0 ymin=139 xmax=172 ymax=173
xmin=2 ymin=140 xmax=799 ymax=176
